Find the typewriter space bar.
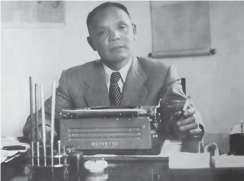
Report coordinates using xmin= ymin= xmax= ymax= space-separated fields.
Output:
xmin=61 ymin=107 xmax=148 ymax=118
xmin=89 ymin=106 xmax=138 ymax=109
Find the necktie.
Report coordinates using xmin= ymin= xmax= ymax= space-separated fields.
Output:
xmin=109 ymin=72 xmax=122 ymax=106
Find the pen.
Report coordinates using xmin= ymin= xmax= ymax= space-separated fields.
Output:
xmin=3 ymin=145 xmax=26 ymax=150
xmin=178 ymin=96 xmax=191 ymax=119
xmin=182 ymin=96 xmax=191 ymax=111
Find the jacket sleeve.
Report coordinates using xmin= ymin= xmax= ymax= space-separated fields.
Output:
xmin=22 ymin=70 xmax=73 ymax=138
xmin=158 ymin=66 xmax=205 ymax=140
xmin=159 ymin=65 xmax=186 ymax=102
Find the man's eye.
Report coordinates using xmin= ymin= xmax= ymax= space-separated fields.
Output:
xmin=118 ymin=25 xmax=127 ymax=30
xmin=98 ymin=30 xmax=107 ymax=36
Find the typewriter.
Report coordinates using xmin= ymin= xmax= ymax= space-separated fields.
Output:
xmin=59 ymin=100 xmax=183 ymax=155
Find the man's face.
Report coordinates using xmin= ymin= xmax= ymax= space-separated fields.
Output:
xmin=88 ymin=7 xmax=136 ymax=68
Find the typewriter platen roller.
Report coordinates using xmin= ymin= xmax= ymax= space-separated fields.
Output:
xmin=60 ymin=106 xmax=164 ymax=155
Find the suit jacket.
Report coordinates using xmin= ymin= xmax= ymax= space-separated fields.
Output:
xmin=23 ymin=56 xmax=187 ymax=137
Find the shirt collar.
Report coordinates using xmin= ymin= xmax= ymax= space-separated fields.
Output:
xmin=102 ymin=57 xmax=133 ymax=84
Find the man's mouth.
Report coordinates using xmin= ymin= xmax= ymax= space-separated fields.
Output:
xmin=109 ymin=45 xmax=125 ymax=51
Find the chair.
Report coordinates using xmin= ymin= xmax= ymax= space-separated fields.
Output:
xmin=181 ymin=78 xmax=186 ymax=94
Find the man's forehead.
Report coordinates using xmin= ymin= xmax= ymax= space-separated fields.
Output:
xmin=89 ymin=7 xmax=131 ymax=28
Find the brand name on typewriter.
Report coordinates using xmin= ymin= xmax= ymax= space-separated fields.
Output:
xmin=91 ymin=141 xmax=118 ymax=148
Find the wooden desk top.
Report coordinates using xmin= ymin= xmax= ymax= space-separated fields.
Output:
xmin=2 ymin=159 xmax=244 ymax=181
xmin=2 ymin=138 xmax=244 ymax=181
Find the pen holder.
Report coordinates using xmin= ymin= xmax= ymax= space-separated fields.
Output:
xmin=27 ymin=141 xmax=69 ymax=179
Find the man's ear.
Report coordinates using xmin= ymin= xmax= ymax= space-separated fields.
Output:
xmin=87 ymin=36 xmax=96 ymax=51
xmin=132 ymin=23 xmax=137 ymax=40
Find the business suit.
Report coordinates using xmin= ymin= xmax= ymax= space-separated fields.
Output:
xmin=23 ymin=56 xmax=187 ymax=138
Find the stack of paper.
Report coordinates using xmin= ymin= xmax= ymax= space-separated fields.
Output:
xmin=1 ymin=150 xmax=21 ymax=163
xmin=169 ymin=152 xmax=210 ymax=169
xmin=213 ymin=155 xmax=244 ymax=168
xmin=0 ymin=137 xmax=30 ymax=152
xmin=1 ymin=136 xmax=29 ymax=163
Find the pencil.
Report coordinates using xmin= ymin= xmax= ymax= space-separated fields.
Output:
xmin=51 ymin=81 xmax=56 ymax=167
xmin=41 ymin=86 xmax=47 ymax=166
xmin=29 ymin=77 xmax=34 ymax=142
xmin=35 ymin=84 xmax=39 ymax=141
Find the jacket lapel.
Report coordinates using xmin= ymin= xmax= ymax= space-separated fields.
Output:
xmin=121 ymin=56 xmax=149 ymax=106
xmin=84 ymin=61 xmax=110 ymax=107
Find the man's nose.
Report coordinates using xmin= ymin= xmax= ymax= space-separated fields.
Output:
xmin=108 ymin=30 xmax=120 ymax=42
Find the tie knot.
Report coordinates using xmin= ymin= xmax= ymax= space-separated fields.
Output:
xmin=110 ymin=72 xmax=121 ymax=84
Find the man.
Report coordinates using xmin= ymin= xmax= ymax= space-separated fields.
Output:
xmin=23 ymin=2 xmax=204 ymax=142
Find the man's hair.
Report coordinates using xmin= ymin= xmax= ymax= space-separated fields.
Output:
xmin=86 ymin=2 xmax=130 ymax=28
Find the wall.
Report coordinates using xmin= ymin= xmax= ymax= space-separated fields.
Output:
xmin=1 ymin=1 xmax=244 ymax=151
xmin=160 ymin=1 xmax=244 ymax=151
xmin=162 ymin=1 xmax=244 ymax=151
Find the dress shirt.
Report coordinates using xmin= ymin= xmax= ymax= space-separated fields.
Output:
xmin=102 ymin=58 xmax=133 ymax=92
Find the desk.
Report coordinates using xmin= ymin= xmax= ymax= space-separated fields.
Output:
xmin=2 ymin=159 xmax=244 ymax=181
xmin=2 ymin=140 xmax=244 ymax=181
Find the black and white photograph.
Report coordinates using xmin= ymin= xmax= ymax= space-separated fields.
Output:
xmin=1 ymin=0 xmax=244 ymax=180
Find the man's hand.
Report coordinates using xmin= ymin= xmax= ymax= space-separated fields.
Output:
xmin=172 ymin=106 xmax=203 ymax=139
xmin=29 ymin=125 xmax=57 ymax=144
